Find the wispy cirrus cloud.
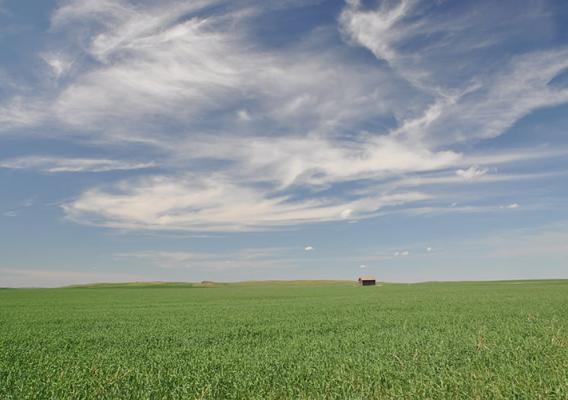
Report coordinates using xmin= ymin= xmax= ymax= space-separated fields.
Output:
xmin=63 ymin=174 xmax=430 ymax=231
xmin=456 ymin=166 xmax=489 ymax=180
xmin=0 ymin=97 xmax=45 ymax=130
xmin=0 ymin=156 xmax=156 ymax=173
xmin=114 ymin=247 xmax=297 ymax=270
xmin=181 ymin=134 xmax=461 ymax=187
xmin=340 ymin=0 xmax=568 ymax=145
xmin=2 ymin=196 xmax=36 ymax=218
xmin=41 ymin=53 xmax=74 ymax=79
xmin=0 ymin=0 xmax=566 ymax=233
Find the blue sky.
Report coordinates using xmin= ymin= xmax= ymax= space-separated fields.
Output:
xmin=1 ymin=0 xmax=567 ymax=287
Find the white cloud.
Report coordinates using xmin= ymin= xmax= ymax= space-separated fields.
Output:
xmin=340 ymin=209 xmax=353 ymax=220
xmin=46 ymin=0 xmax=401 ymax=140
xmin=237 ymin=109 xmax=251 ymax=121
xmin=304 ymin=246 xmax=314 ymax=251
xmin=394 ymin=250 xmax=409 ymax=257
xmin=426 ymin=247 xmax=432 ymax=252
xmin=0 ymin=0 xmax=566 ymax=233
xmin=340 ymin=1 xmax=568 ymax=145
xmin=0 ymin=156 xmax=156 ymax=173
xmin=0 ymin=98 xmax=44 ymax=131
xmin=183 ymin=134 xmax=461 ymax=188
xmin=456 ymin=165 xmax=489 ymax=180
xmin=339 ymin=0 xmax=411 ymax=65
xmin=53 ymin=18 xmax=247 ymax=127
xmin=41 ymin=53 xmax=73 ymax=79
xmin=501 ymin=203 xmax=520 ymax=209
xmin=359 ymin=264 xmax=366 ymax=269
xmin=62 ymin=174 xmax=429 ymax=231
xmin=466 ymin=148 xmax=568 ymax=166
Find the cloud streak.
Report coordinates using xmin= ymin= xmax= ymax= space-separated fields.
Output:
xmin=114 ymin=247 xmax=296 ymax=271
xmin=0 ymin=156 xmax=156 ymax=173
xmin=63 ymin=174 xmax=429 ymax=231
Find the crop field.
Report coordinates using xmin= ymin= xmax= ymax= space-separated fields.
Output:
xmin=1 ymin=280 xmax=567 ymax=399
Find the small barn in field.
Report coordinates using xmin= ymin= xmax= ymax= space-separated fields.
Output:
xmin=358 ymin=275 xmax=376 ymax=286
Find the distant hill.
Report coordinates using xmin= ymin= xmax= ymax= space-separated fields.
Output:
xmin=65 ymin=281 xmax=198 ymax=289
xmin=65 ymin=280 xmax=355 ymax=289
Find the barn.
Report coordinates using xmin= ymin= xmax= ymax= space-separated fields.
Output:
xmin=358 ymin=275 xmax=376 ymax=286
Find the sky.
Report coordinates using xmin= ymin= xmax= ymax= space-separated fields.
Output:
xmin=1 ymin=0 xmax=568 ymax=287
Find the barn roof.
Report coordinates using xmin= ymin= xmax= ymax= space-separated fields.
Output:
xmin=358 ymin=275 xmax=376 ymax=281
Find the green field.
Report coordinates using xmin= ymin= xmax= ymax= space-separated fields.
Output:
xmin=1 ymin=280 xmax=567 ymax=399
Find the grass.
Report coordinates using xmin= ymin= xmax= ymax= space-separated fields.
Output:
xmin=1 ymin=280 xmax=567 ymax=399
